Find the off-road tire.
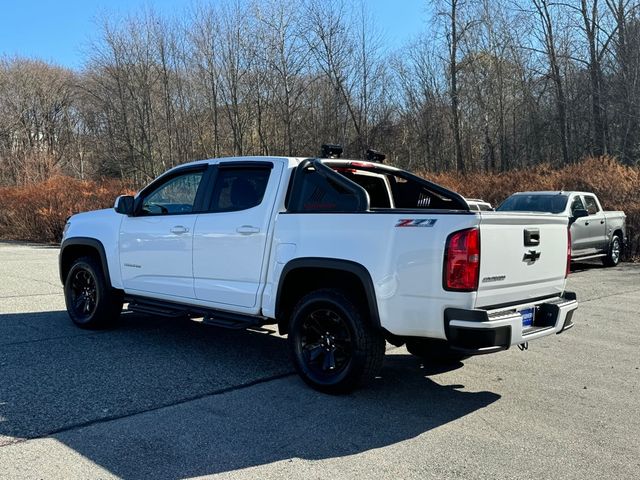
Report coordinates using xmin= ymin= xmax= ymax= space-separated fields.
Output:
xmin=64 ymin=256 xmax=123 ymax=329
xmin=288 ymin=288 xmax=385 ymax=394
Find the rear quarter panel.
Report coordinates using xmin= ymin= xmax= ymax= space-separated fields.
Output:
xmin=265 ymin=211 xmax=480 ymax=339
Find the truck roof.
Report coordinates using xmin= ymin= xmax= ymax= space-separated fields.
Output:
xmin=510 ymin=191 xmax=595 ymax=197
xmin=164 ymin=156 xmax=404 ymax=174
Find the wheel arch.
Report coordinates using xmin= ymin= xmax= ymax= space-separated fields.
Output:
xmin=59 ymin=237 xmax=112 ymax=288
xmin=275 ymin=258 xmax=381 ymax=335
xmin=612 ymin=228 xmax=624 ymax=242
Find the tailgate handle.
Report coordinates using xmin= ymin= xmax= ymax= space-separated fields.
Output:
xmin=524 ymin=228 xmax=540 ymax=246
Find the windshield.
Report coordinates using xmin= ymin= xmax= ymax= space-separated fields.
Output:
xmin=497 ymin=194 xmax=568 ymax=214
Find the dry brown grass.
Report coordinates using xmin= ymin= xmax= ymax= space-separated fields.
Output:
xmin=420 ymin=156 xmax=640 ymax=260
xmin=0 ymin=176 xmax=134 ymax=243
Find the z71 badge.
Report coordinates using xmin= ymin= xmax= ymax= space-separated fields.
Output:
xmin=396 ymin=219 xmax=438 ymax=228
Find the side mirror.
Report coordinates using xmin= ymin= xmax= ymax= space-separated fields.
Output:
xmin=572 ymin=208 xmax=589 ymax=220
xmin=114 ymin=195 xmax=135 ymax=216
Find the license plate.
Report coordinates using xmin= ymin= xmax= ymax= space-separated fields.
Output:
xmin=520 ymin=307 xmax=535 ymax=328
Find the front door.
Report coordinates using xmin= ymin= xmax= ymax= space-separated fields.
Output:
xmin=119 ymin=167 xmax=208 ymax=299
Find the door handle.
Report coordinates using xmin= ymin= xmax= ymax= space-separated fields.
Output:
xmin=236 ymin=225 xmax=260 ymax=235
xmin=170 ymin=225 xmax=189 ymax=234
xmin=600 ymin=220 xmax=605 ymax=224
xmin=585 ymin=222 xmax=589 ymax=226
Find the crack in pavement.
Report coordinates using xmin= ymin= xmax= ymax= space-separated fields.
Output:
xmin=0 ymin=293 xmax=61 ymax=299
xmin=0 ymin=331 xmax=109 ymax=348
xmin=2 ymin=274 xmax=61 ymax=290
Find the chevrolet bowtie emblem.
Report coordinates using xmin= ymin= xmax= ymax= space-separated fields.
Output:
xmin=523 ymin=250 xmax=541 ymax=262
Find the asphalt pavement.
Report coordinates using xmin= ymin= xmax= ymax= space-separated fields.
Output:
xmin=0 ymin=243 xmax=638 ymax=479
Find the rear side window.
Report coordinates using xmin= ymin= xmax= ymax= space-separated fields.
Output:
xmin=209 ymin=167 xmax=271 ymax=212
xmin=583 ymin=196 xmax=600 ymax=215
xmin=388 ymin=176 xmax=454 ymax=209
xmin=339 ymin=171 xmax=391 ymax=208
xmin=287 ymin=162 xmax=368 ymax=213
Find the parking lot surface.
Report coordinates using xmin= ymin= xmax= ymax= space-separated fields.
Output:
xmin=0 ymin=243 xmax=639 ymax=479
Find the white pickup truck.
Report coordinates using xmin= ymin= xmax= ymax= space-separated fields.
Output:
xmin=59 ymin=156 xmax=578 ymax=393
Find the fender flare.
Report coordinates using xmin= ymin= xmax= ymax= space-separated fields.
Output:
xmin=275 ymin=257 xmax=381 ymax=328
xmin=59 ymin=237 xmax=111 ymax=287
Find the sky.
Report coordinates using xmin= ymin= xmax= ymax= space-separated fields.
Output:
xmin=0 ymin=0 xmax=428 ymax=70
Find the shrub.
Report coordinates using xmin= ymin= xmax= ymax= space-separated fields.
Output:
xmin=0 ymin=157 xmax=638 ymax=261
xmin=0 ymin=176 xmax=133 ymax=243
xmin=421 ymin=156 xmax=640 ymax=260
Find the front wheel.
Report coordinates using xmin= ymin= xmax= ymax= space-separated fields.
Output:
xmin=288 ymin=289 xmax=385 ymax=394
xmin=64 ymin=256 xmax=123 ymax=329
xmin=602 ymin=235 xmax=622 ymax=267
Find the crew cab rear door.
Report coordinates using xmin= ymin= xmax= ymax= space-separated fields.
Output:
xmin=474 ymin=213 xmax=569 ymax=308
xmin=580 ymin=194 xmax=608 ymax=252
xmin=192 ymin=160 xmax=284 ymax=312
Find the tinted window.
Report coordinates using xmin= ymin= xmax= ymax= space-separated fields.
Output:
xmin=210 ymin=167 xmax=270 ymax=212
xmin=570 ymin=196 xmax=585 ymax=213
xmin=287 ymin=164 xmax=368 ymax=213
xmin=389 ymin=176 xmax=455 ymax=209
xmin=142 ymin=171 xmax=204 ymax=215
xmin=339 ymin=171 xmax=391 ymax=208
xmin=583 ymin=196 xmax=599 ymax=215
xmin=497 ymin=194 xmax=568 ymax=214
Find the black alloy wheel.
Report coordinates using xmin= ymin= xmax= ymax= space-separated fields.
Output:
xmin=300 ymin=308 xmax=354 ymax=377
xmin=69 ymin=268 xmax=98 ymax=319
xmin=288 ymin=289 xmax=385 ymax=394
xmin=64 ymin=256 xmax=123 ymax=329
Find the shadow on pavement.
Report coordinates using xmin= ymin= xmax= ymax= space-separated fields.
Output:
xmin=570 ymin=260 xmax=606 ymax=273
xmin=0 ymin=310 xmax=499 ymax=478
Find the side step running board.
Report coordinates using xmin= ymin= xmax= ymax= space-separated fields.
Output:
xmin=202 ymin=313 xmax=262 ymax=330
xmin=127 ymin=301 xmax=186 ymax=318
xmin=125 ymin=295 xmax=267 ymax=330
xmin=572 ymin=253 xmax=606 ymax=261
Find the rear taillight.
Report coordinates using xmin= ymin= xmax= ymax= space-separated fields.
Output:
xmin=566 ymin=227 xmax=572 ymax=277
xmin=444 ymin=227 xmax=480 ymax=291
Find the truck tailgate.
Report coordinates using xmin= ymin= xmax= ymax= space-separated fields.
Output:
xmin=474 ymin=212 xmax=568 ymax=308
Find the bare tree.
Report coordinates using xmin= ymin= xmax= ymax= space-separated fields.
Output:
xmin=531 ymin=0 xmax=571 ymax=165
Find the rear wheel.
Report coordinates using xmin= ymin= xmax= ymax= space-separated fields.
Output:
xmin=64 ymin=256 xmax=123 ymax=329
xmin=406 ymin=339 xmax=467 ymax=364
xmin=288 ymin=289 xmax=385 ymax=394
xmin=603 ymin=235 xmax=621 ymax=267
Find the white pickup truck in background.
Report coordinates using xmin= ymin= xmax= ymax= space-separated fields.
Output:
xmin=497 ymin=191 xmax=626 ymax=266
xmin=59 ymin=154 xmax=578 ymax=393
